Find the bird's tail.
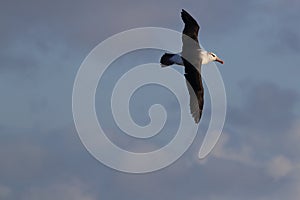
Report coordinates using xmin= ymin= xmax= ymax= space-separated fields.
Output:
xmin=160 ymin=53 xmax=176 ymax=67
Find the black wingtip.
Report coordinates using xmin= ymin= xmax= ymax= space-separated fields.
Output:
xmin=181 ymin=9 xmax=196 ymax=24
xmin=181 ymin=9 xmax=188 ymax=17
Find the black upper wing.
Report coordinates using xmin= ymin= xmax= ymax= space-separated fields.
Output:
xmin=181 ymin=9 xmax=200 ymax=45
xmin=183 ymin=59 xmax=204 ymax=123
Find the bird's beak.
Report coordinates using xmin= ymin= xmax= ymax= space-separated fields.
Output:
xmin=215 ymin=57 xmax=224 ymax=64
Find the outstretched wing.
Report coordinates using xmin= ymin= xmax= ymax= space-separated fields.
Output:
xmin=183 ymin=59 xmax=204 ymax=123
xmin=181 ymin=9 xmax=200 ymax=47
xmin=181 ymin=9 xmax=203 ymax=123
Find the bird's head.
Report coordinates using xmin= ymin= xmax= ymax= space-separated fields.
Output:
xmin=209 ymin=52 xmax=224 ymax=64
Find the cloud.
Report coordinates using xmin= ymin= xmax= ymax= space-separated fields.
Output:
xmin=209 ymin=133 xmax=257 ymax=167
xmin=195 ymin=81 xmax=300 ymax=199
xmin=0 ymin=136 xmax=45 ymax=181
xmin=252 ymin=0 xmax=300 ymax=54
xmin=266 ymin=155 xmax=293 ymax=180
xmin=1 ymin=1 xmax=300 ymax=200
xmin=0 ymin=185 xmax=12 ymax=200
xmin=21 ymin=179 xmax=96 ymax=200
xmin=230 ymin=81 xmax=299 ymax=132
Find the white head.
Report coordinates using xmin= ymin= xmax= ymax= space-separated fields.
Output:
xmin=208 ymin=52 xmax=224 ymax=64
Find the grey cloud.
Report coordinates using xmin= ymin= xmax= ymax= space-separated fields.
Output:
xmin=229 ymin=81 xmax=299 ymax=133
xmin=252 ymin=0 xmax=300 ymax=54
xmin=0 ymin=83 xmax=299 ymax=200
xmin=1 ymin=1 xmax=300 ymax=200
xmin=0 ymin=185 xmax=12 ymax=200
xmin=0 ymin=0 xmax=255 ymax=57
xmin=21 ymin=179 xmax=96 ymax=200
xmin=223 ymin=82 xmax=300 ymax=165
xmin=278 ymin=30 xmax=300 ymax=53
xmin=197 ymin=81 xmax=300 ymax=199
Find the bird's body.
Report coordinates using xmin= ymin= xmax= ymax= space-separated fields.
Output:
xmin=160 ymin=9 xmax=224 ymax=123
xmin=161 ymin=49 xmax=220 ymax=67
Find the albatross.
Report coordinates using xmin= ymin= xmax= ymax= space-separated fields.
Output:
xmin=160 ymin=9 xmax=224 ymax=123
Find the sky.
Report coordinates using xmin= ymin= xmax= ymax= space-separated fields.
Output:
xmin=1 ymin=0 xmax=300 ymax=199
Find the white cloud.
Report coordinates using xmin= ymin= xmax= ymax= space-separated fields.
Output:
xmin=208 ymin=131 xmax=298 ymax=181
xmin=209 ymin=132 xmax=257 ymax=167
xmin=266 ymin=155 xmax=293 ymax=180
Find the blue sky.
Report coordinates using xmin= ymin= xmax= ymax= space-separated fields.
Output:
xmin=1 ymin=0 xmax=300 ymax=199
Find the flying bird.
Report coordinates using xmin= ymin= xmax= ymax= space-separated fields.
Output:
xmin=160 ymin=9 xmax=224 ymax=123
